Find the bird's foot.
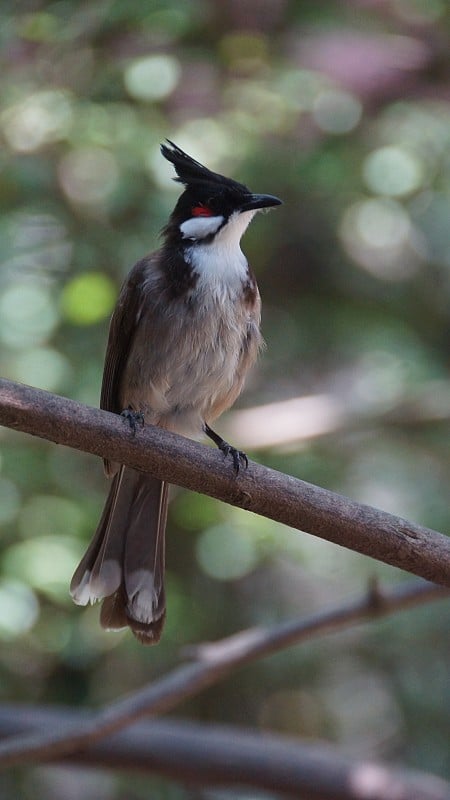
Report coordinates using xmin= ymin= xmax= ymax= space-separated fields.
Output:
xmin=218 ymin=440 xmax=248 ymax=474
xmin=203 ymin=422 xmax=248 ymax=474
xmin=121 ymin=408 xmax=145 ymax=435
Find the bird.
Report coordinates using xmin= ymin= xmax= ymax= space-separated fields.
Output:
xmin=70 ymin=140 xmax=282 ymax=644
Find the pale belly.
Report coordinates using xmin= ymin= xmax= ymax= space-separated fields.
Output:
xmin=120 ymin=294 xmax=260 ymax=436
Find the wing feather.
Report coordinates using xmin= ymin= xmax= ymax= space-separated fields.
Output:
xmin=101 ymin=254 xmax=159 ymax=475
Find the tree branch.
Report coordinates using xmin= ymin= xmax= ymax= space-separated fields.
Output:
xmin=0 ymin=579 xmax=446 ymax=770
xmin=1 ymin=711 xmax=449 ymax=800
xmin=1 ymin=377 xmax=450 ymax=586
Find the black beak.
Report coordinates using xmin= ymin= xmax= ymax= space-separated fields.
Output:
xmin=241 ymin=193 xmax=283 ymax=212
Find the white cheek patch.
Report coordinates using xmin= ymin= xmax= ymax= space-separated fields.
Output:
xmin=180 ymin=215 xmax=224 ymax=241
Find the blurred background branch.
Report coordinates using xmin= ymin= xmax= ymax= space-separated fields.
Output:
xmin=0 ymin=579 xmax=446 ymax=783
xmin=222 ymin=381 xmax=450 ymax=450
xmin=1 ymin=712 xmax=449 ymax=800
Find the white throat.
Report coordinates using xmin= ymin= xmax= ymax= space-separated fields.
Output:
xmin=184 ymin=210 xmax=256 ymax=300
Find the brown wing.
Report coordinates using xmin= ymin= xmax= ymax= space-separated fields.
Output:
xmin=101 ymin=255 xmax=156 ymax=414
xmin=100 ymin=254 xmax=159 ymax=475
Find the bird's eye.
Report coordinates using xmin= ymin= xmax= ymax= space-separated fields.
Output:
xmin=192 ymin=205 xmax=213 ymax=217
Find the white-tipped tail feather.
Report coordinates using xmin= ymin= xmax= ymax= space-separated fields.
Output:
xmin=85 ymin=560 xmax=122 ymax=603
xmin=70 ymin=467 xmax=168 ymax=643
xmin=70 ymin=570 xmax=92 ymax=606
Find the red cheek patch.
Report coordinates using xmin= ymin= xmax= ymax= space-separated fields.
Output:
xmin=192 ymin=205 xmax=213 ymax=217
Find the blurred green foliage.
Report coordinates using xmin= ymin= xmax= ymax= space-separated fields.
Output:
xmin=0 ymin=0 xmax=449 ymax=797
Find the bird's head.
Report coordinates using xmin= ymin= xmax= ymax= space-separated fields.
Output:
xmin=160 ymin=140 xmax=281 ymax=248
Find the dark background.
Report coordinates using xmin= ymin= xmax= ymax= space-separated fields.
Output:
xmin=0 ymin=1 xmax=449 ymax=797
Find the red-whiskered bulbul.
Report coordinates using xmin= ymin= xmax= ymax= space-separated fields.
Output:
xmin=70 ymin=141 xmax=282 ymax=643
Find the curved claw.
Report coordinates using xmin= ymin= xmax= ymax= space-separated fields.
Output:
xmin=219 ymin=442 xmax=248 ymax=474
xmin=203 ymin=423 xmax=248 ymax=474
xmin=121 ymin=408 xmax=145 ymax=435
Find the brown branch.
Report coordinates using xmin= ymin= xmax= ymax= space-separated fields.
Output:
xmin=0 ymin=579 xmax=447 ymax=771
xmin=0 ymin=711 xmax=449 ymax=800
xmin=1 ymin=377 xmax=450 ymax=586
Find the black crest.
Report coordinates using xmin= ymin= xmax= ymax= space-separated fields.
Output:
xmin=160 ymin=140 xmax=248 ymax=193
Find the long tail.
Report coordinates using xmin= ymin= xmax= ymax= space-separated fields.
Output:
xmin=70 ymin=467 xmax=168 ymax=644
